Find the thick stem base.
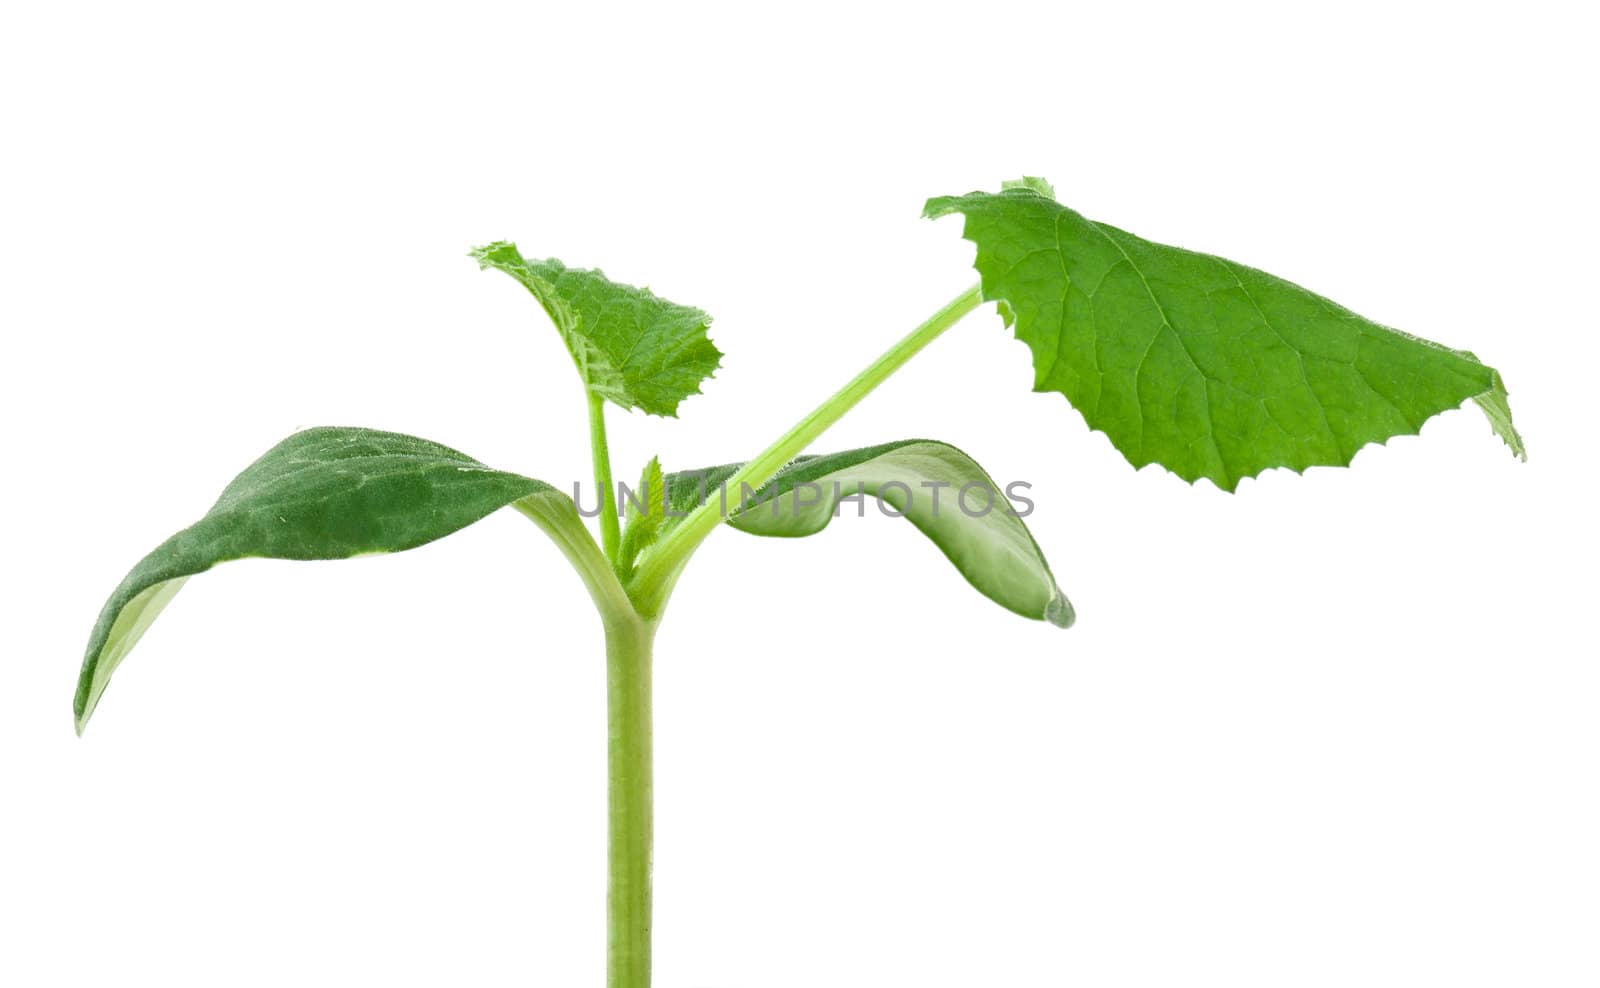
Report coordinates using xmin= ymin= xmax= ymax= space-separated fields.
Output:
xmin=606 ymin=615 xmax=655 ymax=988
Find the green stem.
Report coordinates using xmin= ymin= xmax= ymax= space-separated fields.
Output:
xmin=629 ymin=282 xmax=985 ymax=615
xmin=515 ymin=494 xmax=655 ymax=987
xmin=588 ymin=391 xmax=622 ymax=562
xmin=605 ymin=613 xmax=655 ymax=988
xmin=513 ymin=493 xmax=632 ymax=619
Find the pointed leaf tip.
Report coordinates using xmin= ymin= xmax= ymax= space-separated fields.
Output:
xmin=1045 ymin=591 xmax=1076 ymax=629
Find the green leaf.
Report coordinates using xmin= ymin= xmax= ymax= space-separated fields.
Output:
xmin=472 ymin=242 xmax=721 ymax=417
xmin=1465 ymin=363 xmax=1526 ymax=460
xmin=74 ymin=427 xmax=572 ymax=733
xmin=925 ymin=182 xmax=1525 ymax=490
xmin=1002 ymin=175 xmax=1056 ymax=199
xmin=659 ymin=441 xmax=1073 ymax=628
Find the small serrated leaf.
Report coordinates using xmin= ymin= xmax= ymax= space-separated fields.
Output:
xmin=472 ymin=243 xmax=721 ymax=417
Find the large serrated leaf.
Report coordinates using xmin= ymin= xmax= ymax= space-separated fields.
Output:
xmin=74 ymin=427 xmax=572 ymax=733
xmin=472 ymin=242 xmax=721 ymax=417
xmin=925 ymin=181 xmax=1525 ymax=490
xmin=659 ymin=440 xmax=1073 ymax=628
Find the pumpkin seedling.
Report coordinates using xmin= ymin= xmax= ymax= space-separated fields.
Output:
xmin=74 ymin=179 xmax=1522 ymax=987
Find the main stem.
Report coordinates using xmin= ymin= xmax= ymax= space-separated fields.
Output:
xmin=514 ymin=494 xmax=652 ymax=986
xmin=605 ymin=612 xmax=655 ymax=988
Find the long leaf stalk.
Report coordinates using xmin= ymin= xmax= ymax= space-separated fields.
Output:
xmin=588 ymin=391 xmax=622 ymax=561
xmin=627 ymin=283 xmax=984 ymax=616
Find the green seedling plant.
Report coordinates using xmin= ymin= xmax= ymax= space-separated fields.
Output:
xmin=74 ymin=179 xmax=1524 ymax=987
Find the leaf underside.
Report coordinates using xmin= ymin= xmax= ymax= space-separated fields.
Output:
xmin=74 ymin=427 xmax=568 ymax=733
xmin=925 ymin=182 xmax=1524 ymax=490
xmin=472 ymin=242 xmax=721 ymax=417
xmin=660 ymin=440 xmax=1073 ymax=628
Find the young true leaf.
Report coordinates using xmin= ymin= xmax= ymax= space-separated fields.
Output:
xmin=662 ymin=441 xmax=1073 ymax=628
xmin=472 ymin=242 xmax=721 ymax=416
xmin=925 ymin=182 xmax=1525 ymax=490
xmin=73 ymin=427 xmax=578 ymax=733
xmin=617 ymin=455 xmax=666 ymax=579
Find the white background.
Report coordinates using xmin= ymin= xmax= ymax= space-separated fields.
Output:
xmin=2 ymin=2 xmax=1595 ymax=985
